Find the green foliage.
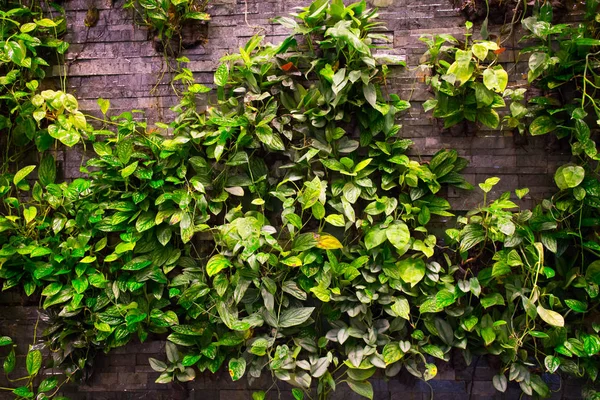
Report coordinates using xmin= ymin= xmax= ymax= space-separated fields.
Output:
xmin=1 ymin=0 xmax=600 ymax=399
xmin=0 ymin=0 xmax=69 ymax=174
xmin=448 ymin=168 xmax=600 ymax=397
xmin=419 ymin=23 xmax=509 ymax=129
xmin=0 ymin=335 xmax=69 ymax=398
xmin=124 ymin=0 xmax=210 ymax=53
xmin=518 ymin=1 xmax=600 ymax=160
xmin=0 ymin=1 xmax=471 ymax=398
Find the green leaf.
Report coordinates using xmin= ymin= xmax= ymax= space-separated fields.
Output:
xmin=565 ymin=299 xmax=587 ymax=313
xmin=39 ymin=154 xmax=56 ymax=186
xmin=390 ymin=298 xmax=410 ymax=320
xmin=587 ymin=261 xmax=600 ymax=284
xmin=397 ymin=258 xmax=426 ymax=287
xmin=446 ymin=53 xmax=474 ymax=85
xmin=252 ymin=392 xmax=266 ymax=400
xmin=363 ymin=83 xmax=377 ymax=108
xmin=0 ymin=337 xmax=12 ymax=346
xmin=544 ymin=355 xmax=560 ymax=373
xmin=325 ymin=214 xmax=345 ymax=227
xmin=483 ymin=66 xmax=508 ymax=93
xmin=38 ymin=377 xmax=58 ymax=392
xmin=346 ymin=379 xmax=373 ymax=400
xmin=477 ymin=108 xmax=500 ymax=128
xmin=207 ymin=254 xmax=232 ymax=277
xmin=530 ymin=374 xmax=550 ymax=397
xmin=480 ymin=293 xmax=505 ymax=309
xmin=281 ymin=256 xmax=302 ymax=267
xmin=26 ymin=349 xmax=42 ymax=376
xmin=492 ymin=374 xmax=507 ymax=392
xmin=554 ymin=165 xmax=585 ymax=190
xmin=278 ymin=307 xmax=314 ymax=328
xmin=423 ymin=99 xmax=438 ymax=112
xmin=214 ymin=64 xmax=229 ymax=86
xmin=12 ymin=387 xmax=33 ymax=398
xmin=228 ymin=358 xmax=246 ymax=381
xmin=23 ymin=206 xmax=37 ymax=224
xmin=149 ymin=358 xmax=168 ymax=372
xmin=121 ymin=161 xmax=138 ymax=178
xmin=93 ymin=142 xmax=112 ymax=157
xmin=176 ymin=367 xmax=196 ymax=382
xmin=474 ymin=82 xmax=494 ymax=107
xmin=365 ymin=227 xmax=387 ymax=250
xmin=14 ymin=165 xmax=35 ymax=186
xmin=481 ymin=327 xmax=496 ymax=346
xmin=72 ymin=277 xmax=89 ymax=294
xmin=3 ymin=348 xmax=15 ymax=373
xmin=43 ymin=288 xmax=73 ymax=308
xmin=537 ymin=305 xmax=564 ymax=327
xmin=422 ymin=344 xmax=445 ymax=359
xmin=326 ymin=21 xmax=370 ymax=55
xmin=136 ymin=211 xmax=155 ymax=232
xmin=117 ymin=139 xmax=133 ymax=164
xmin=292 ymin=388 xmax=304 ymax=400
xmin=382 ymin=342 xmax=404 ymax=364
xmin=7 ymin=41 xmax=25 ymax=65
xmin=528 ymin=52 xmax=550 ymax=81
xmin=157 ymin=225 xmax=172 ymax=246
xmin=386 ymin=223 xmax=410 ymax=250
xmin=97 ymin=98 xmax=110 ymax=114
xmin=35 ymin=18 xmax=57 ymax=27
xmin=293 ymin=233 xmax=318 ymax=252
xmin=472 ymin=43 xmax=489 ymax=61
xmin=530 ymin=115 xmax=557 ymax=136
xmin=185 ymin=11 xmax=210 ymax=20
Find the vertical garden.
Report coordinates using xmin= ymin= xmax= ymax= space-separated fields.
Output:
xmin=1 ymin=0 xmax=600 ymax=398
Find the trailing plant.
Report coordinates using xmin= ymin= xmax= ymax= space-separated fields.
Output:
xmin=2 ymin=0 xmax=600 ymax=399
xmin=0 ymin=0 xmax=68 ymax=174
xmin=447 ymin=164 xmax=600 ymax=397
xmin=124 ymin=0 xmax=210 ymax=55
xmin=419 ymin=21 xmax=510 ymax=130
xmin=0 ymin=335 xmax=71 ymax=399
xmin=518 ymin=1 xmax=600 ymax=160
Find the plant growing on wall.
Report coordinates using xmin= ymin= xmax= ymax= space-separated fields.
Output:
xmin=419 ymin=22 xmax=510 ymax=130
xmin=0 ymin=1 xmax=68 ymax=177
xmin=2 ymin=0 xmax=600 ymax=399
xmin=447 ymin=165 xmax=600 ymax=397
xmin=517 ymin=1 xmax=600 ymax=161
xmin=124 ymin=0 xmax=210 ymax=55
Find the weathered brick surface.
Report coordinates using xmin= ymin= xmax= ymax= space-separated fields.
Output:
xmin=44 ymin=0 xmax=572 ymax=211
xmin=0 ymin=0 xmax=583 ymax=398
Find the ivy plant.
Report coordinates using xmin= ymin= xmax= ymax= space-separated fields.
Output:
xmin=124 ymin=0 xmax=210 ymax=55
xmin=420 ymin=22 xmax=510 ymax=129
xmin=519 ymin=1 xmax=600 ymax=160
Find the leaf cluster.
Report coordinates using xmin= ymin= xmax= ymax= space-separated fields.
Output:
xmin=419 ymin=22 xmax=510 ymax=129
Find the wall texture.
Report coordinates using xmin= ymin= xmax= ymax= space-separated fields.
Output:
xmin=50 ymin=0 xmax=574 ymax=211
xmin=0 ymin=0 xmax=581 ymax=398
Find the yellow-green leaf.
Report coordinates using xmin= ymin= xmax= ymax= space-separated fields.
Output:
xmin=537 ymin=305 xmax=564 ymax=327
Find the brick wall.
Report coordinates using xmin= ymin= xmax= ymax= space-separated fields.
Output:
xmin=50 ymin=0 xmax=574 ymax=210
xmin=0 ymin=0 xmax=581 ymax=398
xmin=0 ymin=291 xmax=585 ymax=400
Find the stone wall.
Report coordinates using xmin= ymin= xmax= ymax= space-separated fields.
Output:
xmin=0 ymin=0 xmax=582 ymax=398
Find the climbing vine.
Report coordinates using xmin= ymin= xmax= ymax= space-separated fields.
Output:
xmin=124 ymin=0 xmax=210 ymax=55
xmin=1 ymin=0 xmax=600 ymax=399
